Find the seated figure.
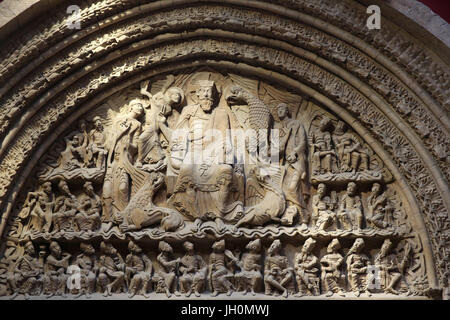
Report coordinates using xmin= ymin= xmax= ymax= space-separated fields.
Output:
xmin=125 ymin=241 xmax=152 ymax=298
xmin=178 ymin=241 xmax=207 ymax=297
xmin=234 ymin=239 xmax=263 ymax=296
xmin=337 ymin=182 xmax=363 ymax=230
xmin=153 ymin=241 xmax=180 ymax=297
xmin=312 ymin=183 xmax=336 ymax=231
xmin=264 ymin=240 xmax=295 ymax=298
xmin=320 ymin=239 xmax=345 ymax=297
xmin=8 ymin=241 xmax=42 ymax=300
xmin=72 ymin=242 xmax=97 ymax=298
xmin=75 ymin=182 xmax=101 ymax=233
xmin=209 ymin=240 xmax=238 ymax=297
xmin=42 ymin=241 xmax=71 ymax=298
xmin=97 ymin=242 xmax=126 ymax=296
xmin=294 ymin=238 xmax=320 ymax=296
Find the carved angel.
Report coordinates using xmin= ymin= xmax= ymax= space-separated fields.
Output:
xmin=137 ymin=76 xmax=184 ymax=170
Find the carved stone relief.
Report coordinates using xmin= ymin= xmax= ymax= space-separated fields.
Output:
xmin=0 ymin=71 xmax=431 ymax=298
xmin=0 ymin=0 xmax=447 ymax=301
xmin=0 ymin=32 xmax=446 ymax=295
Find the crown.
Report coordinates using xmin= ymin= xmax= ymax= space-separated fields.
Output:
xmin=198 ymin=80 xmax=215 ymax=87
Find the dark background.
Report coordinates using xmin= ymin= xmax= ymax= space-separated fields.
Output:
xmin=419 ymin=0 xmax=450 ymax=23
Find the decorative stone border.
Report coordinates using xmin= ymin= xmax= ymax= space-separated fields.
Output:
xmin=0 ymin=0 xmax=448 ymax=292
xmin=0 ymin=40 xmax=444 ymax=289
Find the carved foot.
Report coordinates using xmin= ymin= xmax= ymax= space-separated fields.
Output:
xmin=215 ymin=218 xmax=227 ymax=233
xmin=185 ymin=290 xmax=192 ymax=298
xmin=211 ymin=290 xmax=219 ymax=297
xmin=151 ymin=229 xmax=163 ymax=236
xmin=299 ymin=223 xmax=308 ymax=231
xmin=119 ymin=223 xmax=136 ymax=233
xmin=9 ymin=292 xmax=19 ymax=300
xmin=139 ymin=290 xmax=149 ymax=298
xmin=104 ymin=285 xmax=112 ymax=297
xmin=194 ymin=291 xmax=201 ymax=297
xmin=191 ymin=219 xmax=203 ymax=233
xmin=385 ymin=287 xmax=399 ymax=295
xmin=282 ymin=290 xmax=288 ymax=298
xmin=101 ymin=222 xmax=113 ymax=233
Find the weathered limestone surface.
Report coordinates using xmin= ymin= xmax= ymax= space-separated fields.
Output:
xmin=0 ymin=0 xmax=447 ymax=300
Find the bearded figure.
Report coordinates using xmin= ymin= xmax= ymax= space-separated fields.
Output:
xmin=168 ymin=80 xmax=243 ymax=232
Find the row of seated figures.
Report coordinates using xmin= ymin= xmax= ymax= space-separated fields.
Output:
xmin=1 ymin=237 xmax=418 ymax=299
xmin=15 ymin=177 xmax=397 ymax=238
xmin=311 ymin=182 xmax=395 ymax=232
xmin=0 ymin=75 xmax=429 ymax=300
xmin=15 ymin=79 xmax=395 ymax=239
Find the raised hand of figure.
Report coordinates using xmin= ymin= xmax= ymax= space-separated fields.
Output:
xmin=157 ymin=114 xmax=167 ymax=125
xmin=287 ymin=153 xmax=297 ymax=163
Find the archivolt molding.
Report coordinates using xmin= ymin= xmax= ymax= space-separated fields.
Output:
xmin=0 ymin=0 xmax=448 ymax=116
xmin=0 ymin=0 xmax=448 ymax=292
xmin=0 ymin=37 xmax=447 ymax=288
xmin=0 ymin=2 xmax=448 ymax=180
